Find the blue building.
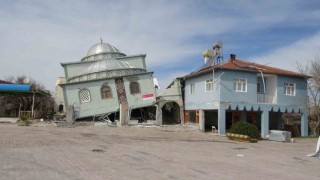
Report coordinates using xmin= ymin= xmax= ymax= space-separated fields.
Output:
xmin=181 ymin=51 xmax=309 ymax=138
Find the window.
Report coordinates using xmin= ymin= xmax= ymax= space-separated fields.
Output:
xmin=101 ymin=85 xmax=113 ymax=99
xmin=233 ymin=78 xmax=247 ymax=92
xmin=79 ymin=89 xmax=91 ymax=103
xmin=190 ymin=83 xmax=195 ymax=94
xmin=284 ymin=83 xmax=295 ymax=96
xmin=205 ymin=79 xmax=213 ymax=92
xmin=130 ymin=82 xmax=140 ymax=94
xmin=257 ymin=82 xmax=261 ymax=93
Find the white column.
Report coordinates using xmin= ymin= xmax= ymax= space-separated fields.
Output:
xmin=199 ymin=110 xmax=205 ymax=132
xmin=261 ymin=110 xmax=269 ymax=138
xmin=301 ymin=111 xmax=309 ymax=136
xmin=218 ymin=107 xmax=226 ymax=135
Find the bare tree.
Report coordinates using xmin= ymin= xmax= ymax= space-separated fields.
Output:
xmin=0 ymin=75 xmax=54 ymax=118
xmin=297 ymin=56 xmax=320 ymax=135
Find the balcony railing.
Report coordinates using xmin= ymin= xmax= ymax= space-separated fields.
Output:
xmin=257 ymin=94 xmax=277 ymax=104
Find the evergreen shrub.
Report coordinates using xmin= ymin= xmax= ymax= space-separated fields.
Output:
xmin=230 ymin=121 xmax=261 ymax=140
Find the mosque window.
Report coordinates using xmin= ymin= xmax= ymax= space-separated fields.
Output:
xmin=97 ymin=73 xmax=102 ymax=79
xmin=79 ymin=89 xmax=91 ymax=103
xmin=87 ymin=74 xmax=92 ymax=80
xmin=101 ymin=85 xmax=113 ymax=99
xmin=130 ymin=82 xmax=140 ymax=94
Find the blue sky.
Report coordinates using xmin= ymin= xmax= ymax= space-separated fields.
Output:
xmin=0 ymin=0 xmax=319 ymax=91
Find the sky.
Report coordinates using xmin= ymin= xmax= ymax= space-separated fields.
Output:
xmin=0 ymin=0 xmax=320 ymax=92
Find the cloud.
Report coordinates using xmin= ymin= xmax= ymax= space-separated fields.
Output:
xmin=0 ymin=0 xmax=319 ymax=91
xmin=249 ymin=32 xmax=320 ymax=72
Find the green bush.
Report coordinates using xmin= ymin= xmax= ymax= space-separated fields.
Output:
xmin=20 ymin=115 xmax=28 ymax=121
xmin=230 ymin=121 xmax=261 ymax=140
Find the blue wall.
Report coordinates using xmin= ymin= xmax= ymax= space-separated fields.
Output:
xmin=184 ymin=71 xmax=222 ymax=110
xmin=276 ymin=75 xmax=308 ymax=107
xmin=220 ymin=70 xmax=257 ymax=104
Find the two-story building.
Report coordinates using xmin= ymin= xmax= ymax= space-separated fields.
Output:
xmin=181 ymin=52 xmax=309 ymax=138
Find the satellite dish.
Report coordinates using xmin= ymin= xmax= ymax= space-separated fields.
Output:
xmin=23 ymin=78 xmax=30 ymax=84
xmin=213 ymin=41 xmax=223 ymax=48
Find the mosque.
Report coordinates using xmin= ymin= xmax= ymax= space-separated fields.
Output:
xmin=55 ymin=39 xmax=183 ymax=125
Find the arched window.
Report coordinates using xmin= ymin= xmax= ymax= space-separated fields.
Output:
xmin=130 ymin=82 xmax=140 ymax=94
xmin=101 ymin=85 xmax=113 ymax=99
xmin=79 ymin=89 xmax=91 ymax=103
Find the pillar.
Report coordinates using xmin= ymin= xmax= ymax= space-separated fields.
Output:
xmin=241 ymin=111 xmax=247 ymax=122
xmin=199 ymin=110 xmax=205 ymax=132
xmin=261 ymin=110 xmax=269 ymax=138
xmin=180 ymin=106 xmax=184 ymax=125
xmin=277 ymin=112 xmax=282 ymax=130
xmin=218 ymin=107 xmax=226 ymax=135
xmin=301 ymin=111 xmax=309 ymax=136
xmin=119 ymin=103 xmax=129 ymax=126
xmin=155 ymin=104 xmax=162 ymax=125
xmin=66 ymin=105 xmax=74 ymax=124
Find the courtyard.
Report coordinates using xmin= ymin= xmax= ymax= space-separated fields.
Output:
xmin=0 ymin=123 xmax=319 ymax=180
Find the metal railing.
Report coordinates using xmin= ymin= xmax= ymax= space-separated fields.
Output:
xmin=257 ymin=94 xmax=277 ymax=104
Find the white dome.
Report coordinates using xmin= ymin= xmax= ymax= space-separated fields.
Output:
xmin=85 ymin=42 xmax=123 ymax=57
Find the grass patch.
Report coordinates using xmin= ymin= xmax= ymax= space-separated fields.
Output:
xmin=297 ymin=135 xmax=319 ymax=139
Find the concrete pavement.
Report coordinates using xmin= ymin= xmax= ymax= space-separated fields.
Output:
xmin=0 ymin=124 xmax=319 ymax=180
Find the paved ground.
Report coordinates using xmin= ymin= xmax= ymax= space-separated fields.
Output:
xmin=0 ymin=123 xmax=319 ymax=180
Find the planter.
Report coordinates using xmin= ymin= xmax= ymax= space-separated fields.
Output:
xmin=226 ymin=133 xmax=258 ymax=143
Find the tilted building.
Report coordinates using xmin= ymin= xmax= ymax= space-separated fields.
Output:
xmin=58 ymin=40 xmax=183 ymax=125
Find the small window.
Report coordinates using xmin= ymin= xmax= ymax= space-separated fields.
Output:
xmin=190 ymin=83 xmax=195 ymax=94
xmin=234 ymin=78 xmax=247 ymax=92
xmin=101 ymin=85 xmax=113 ymax=99
xmin=79 ymin=89 xmax=91 ymax=103
xmin=284 ymin=83 xmax=295 ymax=96
xmin=130 ymin=82 xmax=140 ymax=94
xmin=205 ymin=79 xmax=213 ymax=92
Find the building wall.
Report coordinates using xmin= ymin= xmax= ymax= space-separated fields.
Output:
xmin=62 ymin=73 xmax=155 ymax=118
xmin=219 ymin=70 xmax=257 ymax=104
xmin=124 ymin=73 xmax=156 ymax=109
xmin=184 ymin=71 xmax=221 ymax=110
xmin=184 ymin=69 xmax=308 ymax=109
xmin=276 ymin=75 xmax=308 ymax=107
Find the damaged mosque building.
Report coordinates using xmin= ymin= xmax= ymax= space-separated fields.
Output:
xmin=55 ymin=40 xmax=183 ymax=125
xmin=55 ymin=39 xmax=309 ymax=137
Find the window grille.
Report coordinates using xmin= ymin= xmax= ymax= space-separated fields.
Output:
xmin=79 ymin=89 xmax=91 ymax=103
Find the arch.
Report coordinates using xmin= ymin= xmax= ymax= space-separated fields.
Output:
xmin=162 ymin=101 xmax=181 ymax=125
xmin=101 ymin=85 xmax=112 ymax=99
xmin=79 ymin=89 xmax=91 ymax=103
xmin=130 ymin=82 xmax=140 ymax=94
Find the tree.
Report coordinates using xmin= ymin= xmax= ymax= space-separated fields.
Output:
xmin=0 ymin=75 xmax=54 ymax=119
xmin=298 ymin=56 xmax=320 ymax=135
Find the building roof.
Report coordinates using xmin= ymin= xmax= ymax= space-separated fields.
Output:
xmin=85 ymin=42 xmax=123 ymax=57
xmin=0 ymin=80 xmax=13 ymax=84
xmin=184 ymin=56 xmax=309 ymax=79
xmin=77 ymin=59 xmax=136 ymax=76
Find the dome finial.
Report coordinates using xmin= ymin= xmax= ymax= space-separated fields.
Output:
xmin=100 ymin=34 xmax=103 ymax=44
